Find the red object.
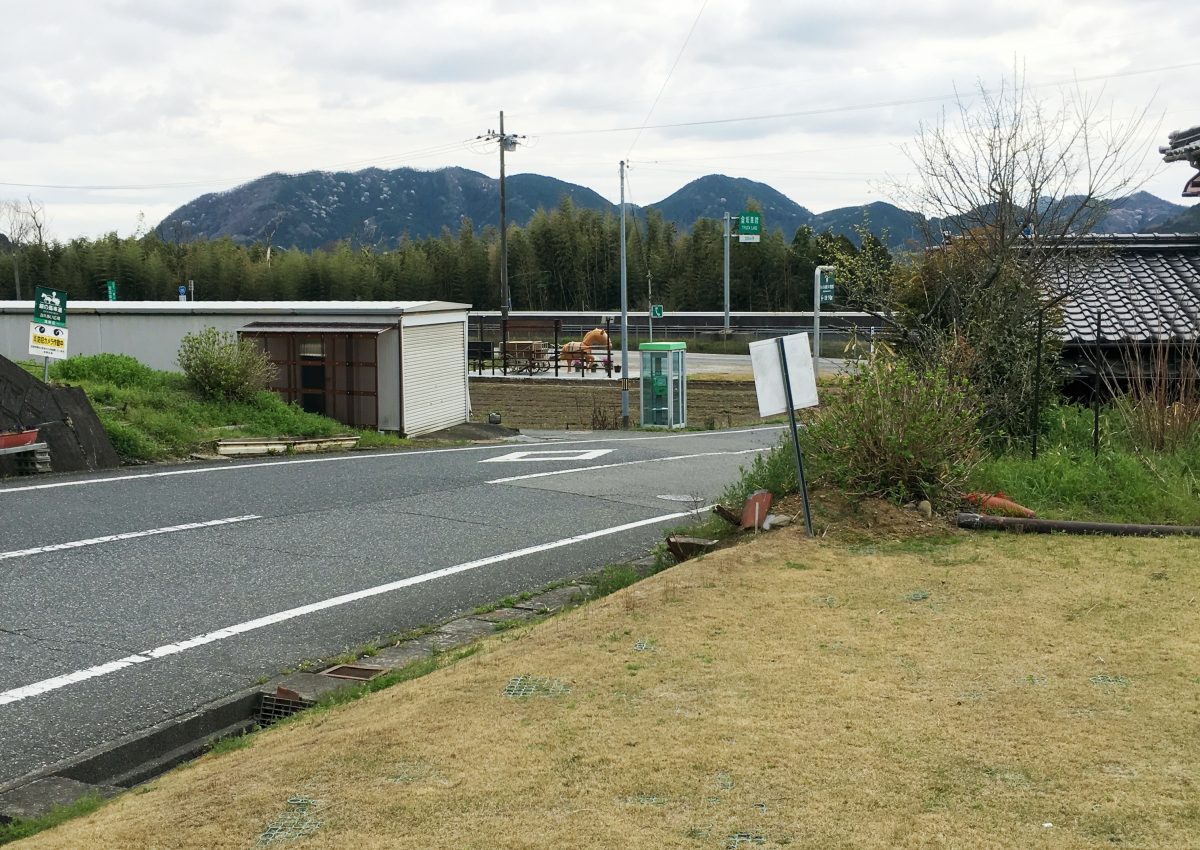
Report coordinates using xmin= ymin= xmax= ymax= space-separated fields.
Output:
xmin=741 ymin=489 xmax=774 ymax=529
xmin=0 ymin=428 xmax=39 ymax=450
xmin=964 ymin=491 xmax=1036 ymax=518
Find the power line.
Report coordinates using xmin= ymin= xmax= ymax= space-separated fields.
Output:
xmin=535 ymin=60 xmax=1200 ymax=138
xmin=626 ymin=0 xmax=709 ymax=159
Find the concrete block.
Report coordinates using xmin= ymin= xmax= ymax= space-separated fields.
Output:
xmin=0 ymin=776 xmax=120 ymax=822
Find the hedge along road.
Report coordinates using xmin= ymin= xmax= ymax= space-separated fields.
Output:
xmin=0 ymin=425 xmax=782 ymax=786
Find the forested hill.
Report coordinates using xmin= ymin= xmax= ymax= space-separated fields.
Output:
xmin=157 ymin=167 xmax=616 ymax=252
xmin=159 ymin=167 xmax=930 ymax=251
xmin=156 ymin=166 xmax=1197 ymax=253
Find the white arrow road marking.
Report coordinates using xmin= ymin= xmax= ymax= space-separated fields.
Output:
xmin=479 ymin=449 xmax=615 ymax=463
xmin=0 ymin=427 xmax=784 ymax=496
xmin=0 ymin=515 xmax=263 ymax=561
xmin=0 ymin=505 xmax=708 ymax=707
xmin=485 ymin=448 xmax=767 ymax=484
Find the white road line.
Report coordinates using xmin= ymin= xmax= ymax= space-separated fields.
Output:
xmin=0 ymin=426 xmax=784 ymax=496
xmin=479 ymin=449 xmax=614 ymax=463
xmin=0 ymin=515 xmax=263 ymax=561
xmin=0 ymin=506 xmax=708 ymax=707
xmin=485 ymin=448 xmax=769 ymax=484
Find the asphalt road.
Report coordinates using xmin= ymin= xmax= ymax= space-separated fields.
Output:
xmin=0 ymin=425 xmax=783 ymax=786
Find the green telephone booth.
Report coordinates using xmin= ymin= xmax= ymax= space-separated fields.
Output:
xmin=639 ymin=341 xmax=687 ymax=429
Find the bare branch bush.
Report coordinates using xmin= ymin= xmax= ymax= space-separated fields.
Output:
xmin=881 ymin=70 xmax=1154 ymax=440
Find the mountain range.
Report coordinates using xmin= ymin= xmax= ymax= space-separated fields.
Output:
xmin=157 ymin=167 xmax=1199 ymax=253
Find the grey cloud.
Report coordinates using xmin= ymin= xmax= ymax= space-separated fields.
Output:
xmin=104 ymin=0 xmax=238 ymax=35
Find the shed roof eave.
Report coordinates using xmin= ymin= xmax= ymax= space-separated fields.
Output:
xmin=0 ymin=300 xmax=472 ymax=316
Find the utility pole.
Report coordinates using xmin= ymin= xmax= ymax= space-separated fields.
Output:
xmin=647 ymin=270 xmax=653 ymax=342
xmin=477 ymin=112 xmax=523 ymax=317
xmin=813 ymin=264 xmax=834 ymax=380
xmin=722 ymin=209 xmax=731 ymax=335
xmin=620 ymin=161 xmax=630 ymax=428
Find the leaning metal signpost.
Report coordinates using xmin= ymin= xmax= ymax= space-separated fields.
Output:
xmin=749 ymin=332 xmax=819 ymax=536
xmin=29 ymin=286 xmax=69 ymax=380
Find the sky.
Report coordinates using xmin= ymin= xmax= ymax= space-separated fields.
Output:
xmin=2 ymin=0 xmax=1198 ymax=241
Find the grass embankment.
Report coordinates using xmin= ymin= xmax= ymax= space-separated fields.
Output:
xmin=20 ymin=355 xmax=410 ymax=462
xmin=970 ymin=406 xmax=1200 ymax=526
xmin=15 ymin=524 xmax=1200 ymax=849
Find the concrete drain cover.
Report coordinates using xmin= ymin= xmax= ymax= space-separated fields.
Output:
xmin=258 ymin=796 xmax=323 ymax=844
xmin=503 ymin=675 xmax=572 ymax=698
xmin=634 ymin=639 xmax=656 ymax=652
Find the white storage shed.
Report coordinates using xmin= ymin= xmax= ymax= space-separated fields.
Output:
xmin=0 ymin=300 xmax=472 ymax=437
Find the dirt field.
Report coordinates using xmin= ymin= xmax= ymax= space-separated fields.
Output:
xmin=469 ymin=377 xmax=763 ymax=430
xmin=20 ymin=524 xmax=1200 ymax=849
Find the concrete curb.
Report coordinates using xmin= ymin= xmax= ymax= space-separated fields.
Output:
xmin=0 ymin=580 xmax=599 ymax=823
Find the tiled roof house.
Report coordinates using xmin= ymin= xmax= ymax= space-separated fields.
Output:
xmin=1160 ymin=125 xmax=1200 ymax=197
xmin=1054 ymin=233 xmax=1200 ymax=347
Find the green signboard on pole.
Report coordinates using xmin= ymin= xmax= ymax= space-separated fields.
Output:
xmin=33 ymin=287 xmax=68 ymax=327
xmin=650 ymin=304 xmax=664 ymax=319
xmin=738 ymin=211 xmax=761 ymax=243
xmin=819 ymin=269 xmax=835 ymax=304
xmin=105 ymin=280 xmax=117 ymax=301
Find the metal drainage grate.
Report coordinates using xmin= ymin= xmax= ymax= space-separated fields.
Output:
xmin=715 ymin=772 xmax=735 ymax=790
xmin=257 ymin=694 xmax=313 ymax=726
xmin=318 ymin=663 xmax=385 ymax=682
xmin=503 ymin=675 xmax=572 ymax=698
xmin=726 ymin=834 xmax=766 ymax=848
xmin=633 ymin=639 xmax=656 ymax=652
xmin=258 ymin=796 xmax=323 ymax=845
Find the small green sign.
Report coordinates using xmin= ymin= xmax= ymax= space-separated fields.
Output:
xmin=33 ymin=287 xmax=68 ymax=327
xmin=650 ymin=304 xmax=664 ymax=319
xmin=105 ymin=280 xmax=117 ymax=301
xmin=738 ymin=211 xmax=761 ymax=243
xmin=819 ymin=270 xmax=835 ymax=304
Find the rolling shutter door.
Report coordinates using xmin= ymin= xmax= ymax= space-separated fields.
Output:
xmin=402 ymin=321 xmax=467 ymax=436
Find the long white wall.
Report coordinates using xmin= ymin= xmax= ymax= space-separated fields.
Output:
xmin=0 ymin=302 xmax=464 ymax=372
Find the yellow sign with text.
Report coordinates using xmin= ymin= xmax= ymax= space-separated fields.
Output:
xmin=28 ymin=322 xmax=69 ymax=360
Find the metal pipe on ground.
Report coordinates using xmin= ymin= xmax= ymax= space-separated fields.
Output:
xmin=957 ymin=512 xmax=1200 ymax=538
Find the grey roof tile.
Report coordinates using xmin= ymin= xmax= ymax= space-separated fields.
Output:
xmin=1051 ymin=234 xmax=1200 ymax=343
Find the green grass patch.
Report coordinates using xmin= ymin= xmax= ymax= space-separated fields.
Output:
xmin=970 ymin=405 xmax=1200 ymax=525
xmin=0 ymin=792 xmax=107 ymax=846
xmin=28 ymin=354 xmax=416 ymax=462
xmin=586 ymin=563 xmax=642 ymax=597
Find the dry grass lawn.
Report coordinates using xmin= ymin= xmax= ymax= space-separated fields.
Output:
xmin=17 ymin=528 xmax=1200 ymax=849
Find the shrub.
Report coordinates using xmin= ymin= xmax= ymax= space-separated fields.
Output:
xmin=802 ymin=353 xmax=983 ymax=505
xmin=177 ymin=328 xmax=276 ymax=401
xmin=1108 ymin=341 xmax=1200 ymax=453
xmin=52 ymin=353 xmax=163 ymax=388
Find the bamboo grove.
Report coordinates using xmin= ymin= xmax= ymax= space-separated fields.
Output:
xmin=0 ymin=198 xmax=879 ymax=311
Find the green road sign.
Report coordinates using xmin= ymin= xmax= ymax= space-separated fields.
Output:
xmin=819 ymin=270 xmax=835 ymax=304
xmin=650 ymin=304 xmax=664 ymax=319
xmin=33 ymin=287 xmax=68 ymax=327
xmin=105 ymin=280 xmax=117 ymax=301
xmin=738 ymin=211 xmax=761 ymax=243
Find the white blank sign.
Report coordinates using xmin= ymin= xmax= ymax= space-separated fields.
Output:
xmin=749 ymin=333 xmax=819 ymax=418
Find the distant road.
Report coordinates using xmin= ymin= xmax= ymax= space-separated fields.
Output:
xmin=471 ymin=352 xmax=852 ymax=380
xmin=0 ymin=426 xmax=782 ymax=786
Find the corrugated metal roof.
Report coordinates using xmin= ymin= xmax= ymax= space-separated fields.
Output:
xmin=1052 ymin=234 xmax=1200 ymax=343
